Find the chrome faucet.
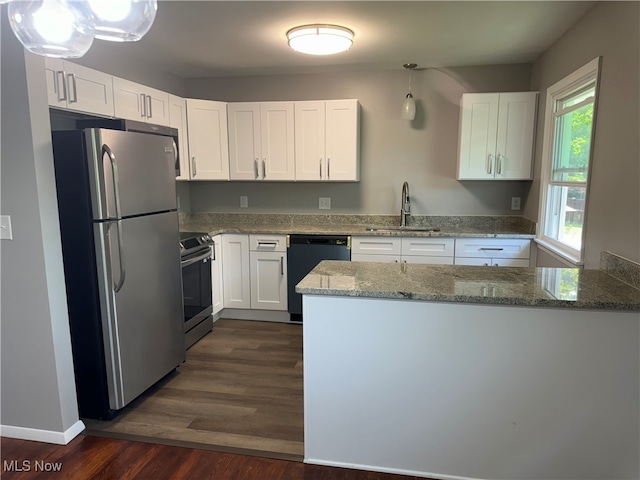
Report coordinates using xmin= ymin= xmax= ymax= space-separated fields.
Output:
xmin=400 ymin=181 xmax=411 ymax=227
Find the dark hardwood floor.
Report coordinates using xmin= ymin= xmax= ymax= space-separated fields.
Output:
xmin=0 ymin=436 xmax=426 ymax=479
xmin=83 ymin=319 xmax=304 ymax=459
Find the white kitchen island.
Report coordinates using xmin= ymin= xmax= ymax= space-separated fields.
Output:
xmin=298 ymin=261 xmax=640 ymax=480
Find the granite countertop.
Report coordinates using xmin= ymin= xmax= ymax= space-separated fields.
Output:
xmin=179 ymin=213 xmax=536 ymax=239
xmin=295 ymin=260 xmax=640 ymax=311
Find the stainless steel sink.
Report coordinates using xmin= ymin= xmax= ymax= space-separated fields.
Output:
xmin=365 ymin=226 xmax=442 ymax=233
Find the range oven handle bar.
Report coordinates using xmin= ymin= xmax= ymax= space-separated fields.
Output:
xmin=181 ymin=249 xmax=212 ymax=268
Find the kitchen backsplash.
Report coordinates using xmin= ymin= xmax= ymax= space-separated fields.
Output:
xmin=600 ymin=252 xmax=640 ymax=290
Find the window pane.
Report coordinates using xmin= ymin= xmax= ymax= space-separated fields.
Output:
xmin=544 ymin=185 xmax=586 ymax=250
xmin=552 ymin=102 xmax=593 ymax=182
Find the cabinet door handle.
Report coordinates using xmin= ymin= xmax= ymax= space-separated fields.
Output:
xmin=140 ymin=93 xmax=147 ymax=117
xmin=327 ymin=157 xmax=331 ymax=179
xmin=55 ymin=71 xmax=67 ymax=102
xmin=280 ymin=256 xmax=284 ymax=275
xmin=262 ymin=158 xmax=266 ymax=179
xmin=480 ymin=247 xmax=504 ymax=251
xmin=146 ymin=95 xmax=153 ymax=118
xmin=254 ymin=158 xmax=259 ymax=179
xmin=319 ymin=158 xmax=322 ymax=179
xmin=257 ymin=241 xmax=278 ymax=247
xmin=487 ymin=154 xmax=493 ymax=174
xmin=67 ymin=73 xmax=77 ymax=103
xmin=191 ymin=157 xmax=197 ymax=177
xmin=496 ymin=154 xmax=502 ymax=174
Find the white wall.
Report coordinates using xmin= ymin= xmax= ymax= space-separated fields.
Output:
xmin=527 ymin=1 xmax=640 ymax=268
xmin=1 ymin=12 xmax=83 ymax=442
xmin=184 ymin=64 xmax=533 ymax=216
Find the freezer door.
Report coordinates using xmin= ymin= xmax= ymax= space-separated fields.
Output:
xmin=86 ymin=129 xmax=177 ymax=220
xmin=94 ymin=211 xmax=184 ymax=410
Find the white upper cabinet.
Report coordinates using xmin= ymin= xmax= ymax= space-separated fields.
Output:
xmin=457 ymin=92 xmax=537 ymax=180
xmin=186 ymin=99 xmax=229 ymax=181
xmin=169 ymin=94 xmax=191 ymax=181
xmin=228 ymin=102 xmax=295 ymax=181
xmin=113 ymin=76 xmax=170 ymax=126
xmin=44 ymin=58 xmax=114 ymax=117
xmin=295 ymin=99 xmax=360 ymax=181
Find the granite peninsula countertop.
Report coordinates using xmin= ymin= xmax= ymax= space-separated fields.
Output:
xmin=179 ymin=213 xmax=536 ymax=239
xmin=295 ymin=260 xmax=640 ymax=311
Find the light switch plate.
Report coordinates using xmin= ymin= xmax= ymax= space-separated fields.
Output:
xmin=319 ymin=197 xmax=331 ymax=210
xmin=240 ymin=196 xmax=248 ymax=208
xmin=0 ymin=215 xmax=13 ymax=240
xmin=511 ymin=197 xmax=521 ymax=210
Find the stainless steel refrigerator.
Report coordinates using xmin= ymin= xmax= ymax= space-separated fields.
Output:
xmin=52 ymin=128 xmax=184 ymax=419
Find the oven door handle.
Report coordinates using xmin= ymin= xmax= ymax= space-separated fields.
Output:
xmin=181 ymin=250 xmax=212 ymax=268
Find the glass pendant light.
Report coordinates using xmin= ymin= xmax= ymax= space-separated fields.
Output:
xmin=88 ymin=0 xmax=157 ymax=42
xmin=402 ymin=63 xmax=417 ymax=121
xmin=8 ymin=1 xmax=94 ymax=58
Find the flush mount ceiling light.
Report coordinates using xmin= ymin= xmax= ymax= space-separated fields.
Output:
xmin=287 ymin=24 xmax=353 ymax=55
xmin=5 ymin=0 xmax=157 ymax=58
xmin=402 ymin=63 xmax=418 ymax=121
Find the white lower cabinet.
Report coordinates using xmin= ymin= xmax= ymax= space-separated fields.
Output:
xmin=250 ymin=235 xmax=287 ymax=310
xmin=454 ymin=238 xmax=531 ymax=267
xmin=221 ymin=234 xmax=288 ymax=312
xmin=221 ymin=234 xmax=251 ymax=309
xmin=352 ymin=236 xmax=454 ymax=265
xmin=211 ymin=235 xmax=224 ymax=315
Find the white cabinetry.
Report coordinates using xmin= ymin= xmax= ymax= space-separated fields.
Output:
xmin=169 ymin=94 xmax=191 ymax=181
xmin=186 ymin=99 xmax=229 ymax=180
xmin=351 ymin=236 xmax=454 ymax=264
xmin=249 ymin=235 xmax=287 ymax=310
xmin=221 ymin=234 xmax=250 ymax=309
xmin=457 ymin=92 xmax=537 ymax=180
xmin=401 ymin=237 xmax=455 ymax=265
xmin=228 ymin=102 xmax=295 ymax=181
xmin=113 ymin=76 xmax=170 ymax=126
xmin=454 ymin=238 xmax=531 ymax=267
xmin=295 ymin=100 xmax=360 ymax=181
xmin=211 ymin=235 xmax=224 ymax=315
xmin=44 ymin=58 xmax=114 ymax=117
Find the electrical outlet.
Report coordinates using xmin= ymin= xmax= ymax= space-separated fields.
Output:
xmin=319 ymin=197 xmax=331 ymax=210
xmin=511 ymin=197 xmax=521 ymax=210
xmin=1 ymin=215 xmax=13 ymax=240
xmin=240 ymin=196 xmax=248 ymax=208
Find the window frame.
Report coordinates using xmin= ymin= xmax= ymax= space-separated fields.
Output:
xmin=537 ymin=57 xmax=601 ymax=265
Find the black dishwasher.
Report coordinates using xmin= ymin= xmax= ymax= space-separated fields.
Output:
xmin=287 ymin=235 xmax=351 ymax=322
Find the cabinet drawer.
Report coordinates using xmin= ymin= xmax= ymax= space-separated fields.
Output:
xmin=351 ymin=237 xmax=402 ymax=255
xmin=454 ymin=238 xmax=530 ymax=259
xmin=250 ymin=234 xmax=287 ymax=252
xmin=401 ymin=237 xmax=454 ymax=257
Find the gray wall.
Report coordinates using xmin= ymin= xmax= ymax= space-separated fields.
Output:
xmin=526 ymin=1 xmax=640 ymax=268
xmin=1 ymin=14 xmax=80 ymax=435
xmin=184 ymin=64 xmax=533 ymax=215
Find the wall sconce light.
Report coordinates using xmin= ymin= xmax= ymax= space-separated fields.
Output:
xmin=402 ymin=63 xmax=417 ymax=121
xmin=5 ymin=0 xmax=157 ymax=58
xmin=287 ymin=24 xmax=353 ymax=55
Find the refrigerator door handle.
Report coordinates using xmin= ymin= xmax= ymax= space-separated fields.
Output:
xmin=102 ymin=144 xmax=126 ymax=292
xmin=111 ymin=220 xmax=126 ymax=293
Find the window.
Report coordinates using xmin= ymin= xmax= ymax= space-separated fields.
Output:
xmin=538 ymin=58 xmax=600 ymax=264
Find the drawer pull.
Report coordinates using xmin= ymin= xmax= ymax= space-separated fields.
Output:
xmin=257 ymin=241 xmax=278 ymax=247
xmin=479 ymin=247 xmax=504 ymax=251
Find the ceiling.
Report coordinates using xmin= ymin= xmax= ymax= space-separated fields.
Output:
xmin=97 ymin=1 xmax=597 ymax=78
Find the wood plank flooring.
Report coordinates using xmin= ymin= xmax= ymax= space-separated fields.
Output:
xmin=0 ymin=436 xmax=427 ymax=480
xmin=83 ymin=319 xmax=304 ymax=459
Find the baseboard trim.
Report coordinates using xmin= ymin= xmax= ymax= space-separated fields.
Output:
xmin=1 ymin=420 xmax=85 ymax=445
xmin=221 ymin=309 xmax=291 ymax=323
xmin=304 ymin=457 xmax=484 ymax=480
